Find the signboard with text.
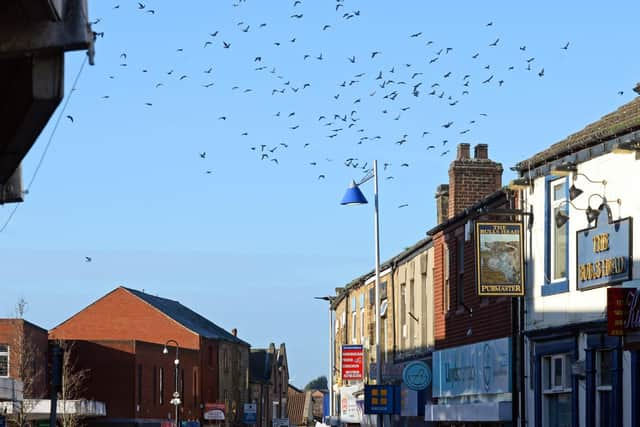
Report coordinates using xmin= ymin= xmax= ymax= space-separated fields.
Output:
xmin=341 ymin=345 xmax=364 ymax=380
xmin=204 ymin=403 xmax=226 ymax=421
xmin=607 ymin=287 xmax=640 ymax=336
xmin=576 ymin=207 xmax=631 ymax=290
xmin=475 ymin=222 xmax=525 ymax=296
xmin=432 ymin=337 xmax=511 ymax=397
xmin=364 ymin=385 xmax=395 ymax=415
xmin=243 ymin=403 xmax=257 ymax=424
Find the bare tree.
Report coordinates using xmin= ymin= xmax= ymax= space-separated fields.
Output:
xmin=57 ymin=340 xmax=89 ymax=427
xmin=6 ymin=298 xmax=45 ymax=427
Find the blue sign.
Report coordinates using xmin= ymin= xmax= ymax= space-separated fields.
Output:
xmin=243 ymin=403 xmax=257 ymax=424
xmin=432 ymin=337 xmax=511 ymax=398
xmin=364 ymin=385 xmax=395 ymax=415
xmin=576 ymin=205 xmax=632 ymax=290
xmin=402 ymin=361 xmax=432 ymax=391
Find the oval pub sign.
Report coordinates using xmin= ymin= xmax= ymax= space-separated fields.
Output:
xmin=402 ymin=360 xmax=432 ymax=391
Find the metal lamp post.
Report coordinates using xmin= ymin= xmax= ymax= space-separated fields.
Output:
xmin=340 ymin=159 xmax=382 ymax=427
xmin=163 ymin=339 xmax=181 ymax=427
xmin=314 ymin=296 xmax=336 ymax=422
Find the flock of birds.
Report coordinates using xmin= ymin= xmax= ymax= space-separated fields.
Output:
xmin=69 ymin=0 xmax=585 ymax=261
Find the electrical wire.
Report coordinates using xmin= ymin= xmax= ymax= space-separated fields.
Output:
xmin=0 ymin=54 xmax=88 ymax=233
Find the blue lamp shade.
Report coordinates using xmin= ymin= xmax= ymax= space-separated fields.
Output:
xmin=340 ymin=180 xmax=368 ymax=205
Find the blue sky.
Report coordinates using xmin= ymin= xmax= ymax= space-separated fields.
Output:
xmin=1 ymin=0 xmax=639 ymax=386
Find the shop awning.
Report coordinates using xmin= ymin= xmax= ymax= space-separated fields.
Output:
xmin=425 ymin=401 xmax=511 ymax=422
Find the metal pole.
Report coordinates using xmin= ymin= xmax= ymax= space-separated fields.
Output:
xmin=373 ymin=160 xmax=382 ymax=427
xmin=175 ymin=353 xmax=180 ymax=427
xmin=328 ymin=305 xmax=335 ymax=420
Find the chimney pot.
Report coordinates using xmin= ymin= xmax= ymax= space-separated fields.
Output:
xmin=457 ymin=143 xmax=470 ymax=160
xmin=232 ymin=328 xmax=237 ymax=337
xmin=474 ymin=144 xmax=488 ymax=159
xmin=634 ymin=82 xmax=640 ymax=95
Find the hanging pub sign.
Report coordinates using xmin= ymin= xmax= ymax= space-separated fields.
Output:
xmin=576 ymin=205 xmax=632 ymax=290
xmin=475 ymin=221 xmax=525 ymax=296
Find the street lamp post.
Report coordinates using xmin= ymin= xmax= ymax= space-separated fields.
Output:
xmin=314 ymin=296 xmax=336 ymax=423
xmin=340 ymin=159 xmax=382 ymax=427
xmin=163 ymin=340 xmax=181 ymax=427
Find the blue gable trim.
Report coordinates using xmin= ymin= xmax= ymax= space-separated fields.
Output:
xmin=542 ymin=176 xmax=569 ymax=296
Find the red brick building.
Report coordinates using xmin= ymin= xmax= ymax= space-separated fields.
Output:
xmin=248 ymin=343 xmax=289 ymax=427
xmin=49 ymin=287 xmax=250 ymax=427
xmin=425 ymin=144 xmax=517 ymax=425
xmin=0 ymin=319 xmax=48 ymax=400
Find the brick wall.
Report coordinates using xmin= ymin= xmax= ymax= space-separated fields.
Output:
xmin=49 ymin=287 xmax=200 ymax=350
xmin=0 ymin=319 xmax=48 ymax=397
xmin=67 ymin=339 xmax=204 ymax=421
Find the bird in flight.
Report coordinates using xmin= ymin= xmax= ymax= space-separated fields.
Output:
xmin=538 ymin=68 xmax=545 ymax=77
xmin=561 ymin=41 xmax=570 ymax=50
xmin=348 ymin=56 xmax=356 ymax=63
xmin=410 ymin=32 xmax=422 ymax=38
xmin=199 ymin=152 xmax=206 ymax=159
xmin=66 ymin=115 xmax=74 ymax=123
xmin=482 ymin=75 xmax=494 ymax=84
xmin=485 ymin=21 xmax=493 ymax=26
xmin=323 ymin=24 xmax=331 ymax=31
xmin=223 ymin=41 xmax=231 ymax=48
xmin=371 ymin=51 xmax=381 ymax=58
xmin=489 ymin=38 xmax=499 ymax=46
xmin=398 ymin=204 xmax=409 ymax=208
xmin=85 ymin=256 xmax=92 ymax=262
xmin=442 ymin=121 xmax=453 ymax=128
xmin=291 ymin=13 xmax=303 ymax=18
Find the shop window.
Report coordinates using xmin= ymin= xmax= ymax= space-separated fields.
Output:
xmin=543 ymin=177 xmax=569 ymax=296
xmin=542 ymin=354 xmax=572 ymax=427
xmin=596 ymin=350 xmax=613 ymax=427
xmin=400 ymin=283 xmax=407 ymax=347
xmin=0 ymin=344 xmax=8 ymax=377
xmin=351 ymin=311 xmax=357 ymax=341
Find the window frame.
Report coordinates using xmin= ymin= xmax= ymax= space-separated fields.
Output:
xmin=0 ymin=344 xmax=8 ymax=377
xmin=542 ymin=176 xmax=570 ymax=296
xmin=456 ymin=234 xmax=465 ymax=308
xmin=443 ymin=243 xmax=450 ymax=313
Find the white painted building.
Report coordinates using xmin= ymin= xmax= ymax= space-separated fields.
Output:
xmin=512 ymin=90 xmax=640 ymax=427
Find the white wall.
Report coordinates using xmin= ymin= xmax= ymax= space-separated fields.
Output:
xmin=523 ymin=150 xmax=640 ymax=330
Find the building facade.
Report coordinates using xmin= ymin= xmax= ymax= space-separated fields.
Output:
xmin=513 ymin=93 xmax=640 ymax=427
xmin=426 ymin=143 xmax=517 ymax=425
xmin=49 ymin=286 xmax=250 ymax=427
xmin=249 ymin=343 xmax=289 ymax=427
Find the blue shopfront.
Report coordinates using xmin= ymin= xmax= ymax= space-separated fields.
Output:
xmin=425 ymin=337 xmax=513 ymax=426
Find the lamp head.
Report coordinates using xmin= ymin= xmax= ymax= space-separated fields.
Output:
xmin=586 ymin=206 xmax=600 ymax=223
xmin=340 ymin=180 xmax=368 ymax=205
xmin=163 ymin=346 xmax=168 ymax=354
xmin=568 ymin=184 xmax=584 ymax=201
xmin=555 ymin=210 xmax=569 ymax=228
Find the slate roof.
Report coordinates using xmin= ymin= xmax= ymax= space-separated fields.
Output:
xmin=515 ymin=96 xmax=640 ymax=171
xmin=249 ymin=349 xmax=272 ymax=383
xmin=123 ymin=287 xmax=249 ymax=346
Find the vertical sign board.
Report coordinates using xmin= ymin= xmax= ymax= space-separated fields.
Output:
xmin=475 ymin=222 xmax=525 ymax=296
xmin=341 ymin=345 xmax=364 ymax=380
xmin=607 ymin=287 xmax=640 ymax=336
xmin=576 ymin=207 xmax=632 ymax=290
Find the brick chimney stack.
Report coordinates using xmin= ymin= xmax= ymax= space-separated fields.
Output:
xmin=435 ymin=184 xmax=449 ymax=225
xmin=232 ymin=328 xmax=238 ymax=337
xmin=447 ymin=143 xmax=502 ymax=218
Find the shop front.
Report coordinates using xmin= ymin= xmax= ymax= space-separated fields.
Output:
xmin=425 ymin=337 xmax=512 ymax=426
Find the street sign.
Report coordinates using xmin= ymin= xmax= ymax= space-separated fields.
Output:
xmin=402 ymin=361 xmax=431 ymax=391
xmin=243 ymin=403 xmax=257 ymax=424
xmin=364 ymin=385 xmax=395 ymax=415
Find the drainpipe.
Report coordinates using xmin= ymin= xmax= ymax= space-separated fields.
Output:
xmin=391 ymin=259 xmax=398 ymax=363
